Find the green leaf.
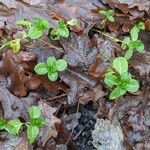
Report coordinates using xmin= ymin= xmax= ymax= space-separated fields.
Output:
xmin=56 ymin=59 xmax=67 ymax=71
xmin=130 ymin=26 xmax=139 ymax=41
xmin=0 ymin=118 xmax=6 ymax=130
xmin=58 ymin=27 xmax=69 ymax=38
xmin=107 ymin=16 xmax=114 ymax=22
xmin=137 ymin=22 xmax=145 ymax=30
xmin=121 ymin=37 xmax=130 ymax=49
xmin=108 ymin=10 xmax=114 ymax=15
xmin=4 ymin=119 xmax=22 ymax=135
xmin=48 ymin=71 xmax=58 ymax=81
xmin=109 ymin=87 xmax=126 ymax=100
xmin=58 ymin=19 xmax=66 ymax=28
xmin=30 ymin=117 xmax=46 ymax=127
xmin=34 ymin=63 xmax=48 ymax=75
xmin=112 ymin=57 xmax=128 ymax=75
xmin=124 ymin=49 xmax=133 ymax=60
xmin=67 ymin=19 xmax=78 ymax=26
xmin=27 ymin=125 xmax=39 ymax=144
xmin=9 ymin=39 xmax=21 ymax=54
xmin=104 ymin=74 xmax=118 ymax=88
xmin=29 ymin=106 xmax=41 ymax=119
xmin=28 ymin=27 xmax=43 ymax=39
xmin=135 ymin=40 xmax=144 ymax=52
xmin=127 ymin=79 xmax=139 ymax=93
xmin=99 ymin=10 xmax=107 ymax=16
xmin=16 ymin=20 xmax=31 ymax=27
xmin=33 ymin=18 xmax=49 ymax=30
xmin=47 ymin=56 xmax=57 ymax=67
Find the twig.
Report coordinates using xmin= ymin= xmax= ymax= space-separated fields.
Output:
xmin=92 ymin=29 xmax=123 ymax=43
xmin=47 ymin=93 xmax=67 ymax=101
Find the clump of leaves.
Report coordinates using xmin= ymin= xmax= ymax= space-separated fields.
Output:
xmin=99 ymin=9 xmax=115 ymax=23
xmin=50 ymin=19 xmax=77 ymax=40
xmin=0 ymin=106 xmax=46 ymax=144
xmin=0 ymin=18 xmax=49 ymax=54
xmin=34 ymin=56 xmax=68 ymax=81
xmin=122 ymin=22 xmax=145 ymax=60
xmin=27 ymin=106 xmax=46 ymax=143
xmin=104 ymin=57 xmax=139 ymax=100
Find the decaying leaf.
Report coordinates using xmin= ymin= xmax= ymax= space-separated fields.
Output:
xmin=0 ymin=87 xmax=23 ymax=119
xmin=38 ymin=101 xmax=61 ymax=147
xmin=60 ymin=32 xmax=98 ymax=68
xmin=92 ymin=118 xmax=125 ymax=150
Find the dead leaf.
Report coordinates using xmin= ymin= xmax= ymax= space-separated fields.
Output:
xmin=145 ymin=19 xmax=150 ymax=31
xmin=0 ymin=87 xmax=23 ymax=119
xmin=60 ymin=32 xmax=98 ymax=68
xmin=22 ymin=0 xmax=46 ymax=6
xmin=38 ymin=101 xmax=61 ymax=147
xmin=0 ymin=0 xmax=17 ymax=9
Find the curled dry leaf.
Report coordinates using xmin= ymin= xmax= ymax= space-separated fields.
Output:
xmin=0 ymin=87 xmax=23 ymax=119
xmin=38 ymin=101 xmax=61 ymax=147
xmin=2 ymin=50 xmax=35 ymax=96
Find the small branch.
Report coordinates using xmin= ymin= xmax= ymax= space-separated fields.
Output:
xmin=92 ymin=29 xmax=123 ymax=43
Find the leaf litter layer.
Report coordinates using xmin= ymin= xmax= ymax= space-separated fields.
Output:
xmin=0 ymin=0 xmax=150 ymax=149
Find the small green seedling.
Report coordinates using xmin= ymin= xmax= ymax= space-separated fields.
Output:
xmin=27 ymin=106 xmax=46 ymax=143
xmin=50 ymin=19 xmax=77 ymax=40
xmin=0 ymin=106 xmax=45 ymax=144
xmin=104 ymin=57 xmax=139 ymax=100
xmin=99 ymin=9 xmax=115 ymax=22
xmin=0 ymin=18 xmax=49 ymax=54
xmin=122 ymin=22 xmax=145 ymax=60
xmin=34 ymin=56 xmax=68 ymax=81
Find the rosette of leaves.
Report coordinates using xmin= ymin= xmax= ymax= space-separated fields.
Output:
xmin=104 ymin=57 xmax=139 ymax=100
xmin=27 ymin=106 xmax=46 ymax=143
xmin=50 ymin=19 xmax=77 ymax=40
xmin=122 ymin=22 xmax=145 ymax=60
xmin=34 ymin=56 xmax=68 ymax=81
xmin=99 ymin=9 xmax=115 ymax=22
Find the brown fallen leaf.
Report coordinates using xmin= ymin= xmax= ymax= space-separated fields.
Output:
xmin=0 ymin=87 xmax=23 ymax=119
xmin=38 ymin=101 xmax=61 ymax=147
xmin=60 ymin=32 xmax=98 ymax=68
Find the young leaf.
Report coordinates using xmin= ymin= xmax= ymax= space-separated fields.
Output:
xmin=34 ymin=63 xmax=48 ymax=75
xmin=67 ymin=19 xmax=78 ymax=26
xmin=56 ymin=59 xmax=67 ymax=71
xmin=48 ymin=71 xmax=58 ymax=81
xmin=9 ymin=39 xmax=21 ymax=54
xmin=135 ymin=40 xmax=144 ymax=52
xmin=28 ymin=27 xmax=43 ymax=39
xmin=57 ymin=27 xmax=69 ymax=38
xmin=121 ymin=37 xmax=130 ymax=49
xmin=27 ymin=125 xmax=39 ymax=144
xmin=112 ymin=57 xmax=128 ymax=75
xmin=29 ymin=106 xmax=41 ymax=119
xmin=137 ymin=22 xmax=145 ymax=30
xmin=109 ymin=87 xmax=126 ymax=100
xmin=124 ymin=49 xmax=133 ymax=60
xmin=47 ymin=56 xmax=57 ymax=67
xmin=0 ymin=118 xmax=6 ymax=130
xmin=108 ymin=9 xmax=114 ymax=15
xmin=107 ymin=16 xmax=114 ymax=22
xmin=33 ymin=18 xmax=49 ymax=30
xmin=130 ymin=26 xmax=139 ymax=41
xmin=127 ymin=79 xmax=139 ymax=93
xmin=30 ymin=117 xmax=46 ymax=127
xmin=16 ymin=20 xmax=31 ymax=27
xmin=4 ymin=119 xmax=23 ymax=135
xmin=104 ymin=74 xmax=118 ymax=88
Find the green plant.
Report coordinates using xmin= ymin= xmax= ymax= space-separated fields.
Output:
xmin=34 ymin=56 xmax=68 ymax=81
xmin=99 ymin=9 xmax=115 ymax=28
xmin=122 ymin=22 xmax=145 ymax=60
xmin=0 ymin=106 xmax=45 ymax=144
xmin=27 ymin=106 xmax=46 ymax=143
xmin=0 ymin=18 xmax=49 ymax=54
xmin=50 ymin=19 xmax=77 ymax=40
xmin=104 ymin=57 xmax=139 ymax=99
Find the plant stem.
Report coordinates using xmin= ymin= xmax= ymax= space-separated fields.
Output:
xmin=0 ymin=41 xmax=11 ymax=50
xmin=92 ymin=29 xmax=123 ymax=43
